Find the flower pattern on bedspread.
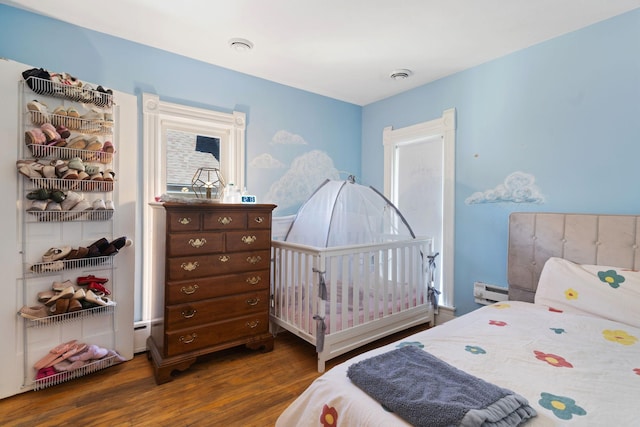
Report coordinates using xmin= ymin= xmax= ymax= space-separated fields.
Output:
xmin=564 ymin=288 xmax=578 ymax=299
xmin=465 ymin=345 xmax=486 ymax=355
xmin=634 ymin=368 xmax=640 ymax=375
xmin=598 ymin=269 xmax=626 ymax=289
xmin=533 ymin=351 xmax=573 ymax=368
xmin=320 ymin=404 xmax=338 ymax=427
xmin=489 ymin=320 xmax=507 ymax=326
xmin=538 ymin=392 xmax=587 ymax=420
xmin=602 ymin=329 xmax=638 ymax=346
xmin=550 ymin=327 xmax=566 ymax=334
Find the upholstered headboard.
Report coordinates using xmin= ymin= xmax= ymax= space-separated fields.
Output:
xmin=507 ymin=213 xmax=640 ymax=302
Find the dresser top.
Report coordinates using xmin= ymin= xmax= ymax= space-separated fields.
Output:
xmin=162 ymin=202 xmax=276 ymax=212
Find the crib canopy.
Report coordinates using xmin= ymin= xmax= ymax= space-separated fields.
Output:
xmin=284 ymin=178 xmax=416 ymax=247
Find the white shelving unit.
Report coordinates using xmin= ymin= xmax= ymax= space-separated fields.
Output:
xmin=18 ymin=76 xmax=122 ymax=390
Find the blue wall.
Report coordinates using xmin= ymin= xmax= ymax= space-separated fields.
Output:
xmin=2 ymin=5 xmax=639 ymax=317
xmin=362 ymin=9 xmax=640 ymax=315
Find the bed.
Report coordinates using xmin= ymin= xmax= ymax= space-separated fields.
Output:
xmin=270 ymin=179 xmax=436 ymax=373
xmin=276 ymin=212 xmax=640 ymax=426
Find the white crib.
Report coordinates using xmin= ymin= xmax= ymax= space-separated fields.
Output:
xmin=270 ymin=237 xmax=434 ymax=372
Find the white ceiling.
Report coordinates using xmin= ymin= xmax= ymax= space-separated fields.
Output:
xmin=4 ymin=0 xmax=640 ymax=105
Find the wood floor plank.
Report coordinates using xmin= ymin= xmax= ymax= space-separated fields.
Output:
xmin=0 ymin=325 xmax=428 ymax=426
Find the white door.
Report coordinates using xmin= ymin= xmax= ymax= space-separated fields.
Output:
xmin=383 ymin=109 xmax=455 ymax=308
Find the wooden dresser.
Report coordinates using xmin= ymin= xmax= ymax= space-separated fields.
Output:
xmin=147 ymin=202 xmax=276 ymax=384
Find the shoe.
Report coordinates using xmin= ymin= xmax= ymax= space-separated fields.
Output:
xmin=84 ymin=289 xmax=115 ymax=307
xmin=42 ymin=165 xmax=56 ymax=178
xmin=60 ymin=191 xmax=82 ymax=210
xmin=52 ymin=279 xmax=75 ymax=291
xmin=66 ymin=107 xmax=80 ymax=118
xmin=102 ymin=169 xmax=115 ymax=182
xmin=18 ymin=305 xmax=49 ymax=320
xmin=66 ymin=247 xmax=89 ymax=260
xmin=45 ymin=201 xmax=62 ymax=212
xmin=56 ymin=125 xmax=70 ymax=139
xmin=69 ymin=344 xmax=108 ymax=362
xmin=105 ymin=200 xmax=115 ymax=210
xmin=67 ymin=157 xmax=85 ymax=171
xmin=50 ymin=189 xmax=66 ymax=203
xmin=87 ymin=282 xmax=110 ymax=296
xmin=42 ymin=246 xmax=72 ymax=262
xmin=26 ymin=200 xmax=48 ymax=212
xmin=37 ymin=290 xmax=56 ymax=303
xmin=87 ymin=238 xmax=109 ymax=257
xmin=27 ymin=100 xmax=48 ymax=113
xmin=49 ymin=298 xmax=70 ymax=315
xmin=67 ymin=299 xmax=83 ymax=312
xmin=48 ymin=343 xmax=87 ymax=367
xmin=85 ymin=137 xmax=102 ymax=151
xmin=92 ymin=199 xmax=106 ymax=210
xmin=72 ymin=288 xmax=86 ymax=300
xmin=44 ymin=286 xmax=75 ymax=306
xmin=33 ymin=340 xmax=78 ymax=370
xmin=26 ymin=188 xmax=50 ymax=200
xmin=77 ymin=275 xmax=108 ymax=286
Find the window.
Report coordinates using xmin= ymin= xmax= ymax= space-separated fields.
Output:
xmin=383 ymin=108 xmax=455 ymax=309
xmin=141 ymin=93 xmax=246 ymax=325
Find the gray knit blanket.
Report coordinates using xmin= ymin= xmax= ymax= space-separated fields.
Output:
xmin=347 ymin=346 xmax=536 ymax=427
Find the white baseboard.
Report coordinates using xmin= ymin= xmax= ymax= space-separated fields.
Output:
xmin=434 ymin=305 xmax=456 ymax=325
xmin=134 ymin=320 xmax=151 ymax=354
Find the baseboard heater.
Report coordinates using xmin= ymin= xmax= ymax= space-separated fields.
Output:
xmin=474 ymin=282 xmax=509 ymax=305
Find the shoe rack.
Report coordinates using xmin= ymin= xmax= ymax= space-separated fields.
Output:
xmin=17 ymin=75 xmax=123 ymax=390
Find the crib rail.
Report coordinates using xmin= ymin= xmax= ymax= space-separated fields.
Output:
xmin=270 ymin=237 xmax=434 ymax=371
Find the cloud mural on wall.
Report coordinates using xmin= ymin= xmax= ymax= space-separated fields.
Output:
xmin=271 ymin=130 xmax=308 ymax=145
xmin=465 ymin=171 xmax=545 ymax=204
xmin=264 ymin=150 xmax=339 ymax=212
xmin=249 ymin=153 xmax=286 ymax=168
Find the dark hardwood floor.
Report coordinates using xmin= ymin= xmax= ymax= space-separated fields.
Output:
xmin=0 ymin=325 xmax=428 ymax=427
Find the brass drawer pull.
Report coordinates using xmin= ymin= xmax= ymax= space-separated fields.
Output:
xmin=181 ymin=261 xmax=199 ymax=271
xmin=254 ymin=217 xmax=264 ymax=224
xmin=246 ymin=276 xmax=261 ymax=285
xmin=181 ymin=309 xmax=197 ymax=318
xmin=218 ymin=216 xmax=232 ymax=225
xmin=241 ymin=235 xmax=256 ymax=244
xmin=188 ymin=238 xmax=207 ymax=248
xmin=219 ymin=255 xmax=230 ymax=262
xmin=178 ymin=217 xmax=191 ymax=225
xmin=180 ymin=284 xmax=199 ymax=295
xmin=246 ymin=320 xmax=260 ymax=329
xmin=246 ymin=298 xmax=260 ymax=306
xmin=246 ymin=255 xmax=262 ymax=265
xmin=179 ymin=333 xmax=197 ymax=344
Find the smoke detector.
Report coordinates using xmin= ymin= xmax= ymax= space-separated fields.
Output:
xmin=229 ymin=38 xmax=254 ymax=52
xmin=389 ymin=69 xmax=413 ymax=80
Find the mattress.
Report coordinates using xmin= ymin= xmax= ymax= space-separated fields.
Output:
xmin=276 ymin=300 xmax=640 ymax=426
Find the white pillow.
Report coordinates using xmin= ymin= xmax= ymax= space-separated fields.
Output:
xmin=535 ymin=257 xmax=640 ymax=328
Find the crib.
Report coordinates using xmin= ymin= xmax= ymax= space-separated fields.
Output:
xmin=269 ymin=179 xmax=435 ymax=372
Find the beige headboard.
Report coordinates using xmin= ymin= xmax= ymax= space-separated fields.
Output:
xmin=507 ymin=213 xmax=640 ymax=302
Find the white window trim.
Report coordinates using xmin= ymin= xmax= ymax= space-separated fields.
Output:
xmin=382 ymin=108 xmax=456 ymax=309
xmin=141 ymin=93 xmax=245 ymax=324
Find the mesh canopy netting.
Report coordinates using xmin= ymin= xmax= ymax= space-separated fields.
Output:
xmin=284 ymin=178 xmax=416 ymax=247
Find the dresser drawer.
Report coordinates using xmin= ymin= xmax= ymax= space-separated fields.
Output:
xmin=167 ymin=249 xmax=271 ymax=280
xmin=247 ymin=211 xmax=272 ymax=230
xmin=164 ymin=313 xmax=269 ymax=356
xmin=166 ymin=211 xmax=201 ymax=232
xmin=166 ymin=270 xmax=269 ymax=304
xmin=165 ymin=290 xmax=269 ymax=330
xmin=225 ymin=229 xmax=271 ymax=252
xmin=167 ymin=232 xmax=223 ymax=256
xmin=202 ymin=211 xmax=246 ymax=230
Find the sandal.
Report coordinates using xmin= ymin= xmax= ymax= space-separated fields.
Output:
xmin=33 ymin=340 xmax=78 ymax=370
xmin=42 ymin=246 xmax=72 ymax=262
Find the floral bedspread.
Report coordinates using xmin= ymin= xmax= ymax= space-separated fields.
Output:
xmin=276 ymin=301 xmax=640 ymax=426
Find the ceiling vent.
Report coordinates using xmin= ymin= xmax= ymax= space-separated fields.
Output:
xmin=389 ymin=69 xmax=413 ymax=80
